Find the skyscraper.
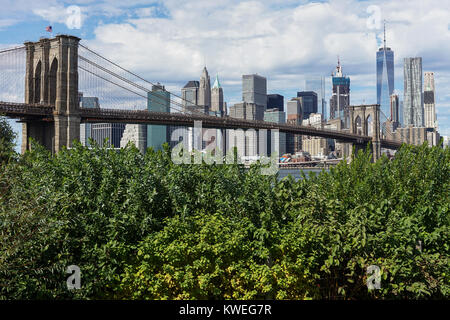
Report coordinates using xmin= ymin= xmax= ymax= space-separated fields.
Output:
xmin=91 ymin=123 xmax=126 ymax=148
xmin=78 ymin=94 xmax=100 ymax=147
xmin=390 ymin=94 xmax=399 ymax=123
xmin=211 ymin=74 xmax=224 ymax=116
xmin=182 ymin=80 xmax=200 ymax=112
xmin=120 ymin=124 xmax=147 ymax=153
xmin=424 ymin=72 xmax=437 ymax=128
xmin=207 ymin=74 xmax=225 ymax=152
xmin=229 ymin=102 xmax=264 ymax=121
xmin=286 ymin=98 xmax=303 ymax=123
xmin=399 ymin=101 xmax=404 ymax=126
xmin=297 ymin=91 xmax=318 ymax=120
xmin=267 ymin=94 xmax=284 ymax=112
xmin=286 ymin=98 xmax=303 ymax=154
xmin=228 ymin=102 xmax=264 ymax=157
xmin=376 ymin=23 xmax=395 ymax=121
xmin=174 ymin=80 xmax=199 ymax=151
xmin=264 ymin=108 xmax=286 ymax=156
xmin=242 ymin=74 xmax=267 ymax=109
xmin=329 ymin=59 xmax=350 ymax=127
xmin=390 ymin=93 xmax=400 ymax=131
xmin=403 ymin=57 xmax=423 ymax=127
xmin=198 ymin=66 xmax=211 ymax=110
xmin=147 ymin=83 xmax=170 ymax=151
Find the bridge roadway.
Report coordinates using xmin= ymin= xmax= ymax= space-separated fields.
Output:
xmin=0 ymin=101 xmax=402 ymax=149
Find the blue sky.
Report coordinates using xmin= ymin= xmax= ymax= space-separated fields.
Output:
xmin=1 ymin=0 xmax=449 ymax=149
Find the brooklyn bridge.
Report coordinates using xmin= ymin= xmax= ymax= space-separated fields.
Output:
xmin=0 ymin=35 xmax=405 ymax=160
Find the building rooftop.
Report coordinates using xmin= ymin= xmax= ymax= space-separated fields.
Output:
xmin=212 ymin=74 xmax=221 ymax=89
xmin=183 ymin=80 xmax=200 ymax=89
xmin=297 ymin=91 xmax=318 ymax=97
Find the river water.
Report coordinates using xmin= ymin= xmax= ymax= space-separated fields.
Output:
xmin=277 ymin=168 xmax=330 ymax=180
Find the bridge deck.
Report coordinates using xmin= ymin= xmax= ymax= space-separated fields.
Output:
xmin=1 ymin=101 xmax=404 ymax=148
xmin=80 ymin=107 xmax=372 ymax=143
xmin=0 ymin=101 xmax=54 ymax=117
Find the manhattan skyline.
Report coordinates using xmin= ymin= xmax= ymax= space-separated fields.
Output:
xmin=0 ymin=0 xmax=449 ymax=143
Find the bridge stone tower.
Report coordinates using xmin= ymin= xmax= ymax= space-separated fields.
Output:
xmin=22 ymin=35 xmax=80 ymax=153
xmin=349 ymin=104 xmax=381 ymax=161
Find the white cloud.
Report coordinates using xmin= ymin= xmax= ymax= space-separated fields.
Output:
xmin=0 ymin=19 xmax=19 ymax=29
xmin=33 ymin=5 xmax=86 ymax=29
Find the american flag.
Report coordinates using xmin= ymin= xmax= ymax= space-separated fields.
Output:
xmin=46 ymin=26 xmax=52 ymax=32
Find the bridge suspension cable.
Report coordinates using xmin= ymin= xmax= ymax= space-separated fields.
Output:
xmin=0 ymin=46 xmax=26 ymax=55
xmin=0 ymin=45 xmax=26 ymax=104
xmin=78 ymin=55 xmax=195 ymax=116
xmin=79 ymin=43 xmax=203 ymax=110
xmin=78 ymin=43 xmax=210 ymax=117
xmin=379 ymin=108 xmax=408 ymax=145
xmin=78 ymin=63 xmax=190 ymax=116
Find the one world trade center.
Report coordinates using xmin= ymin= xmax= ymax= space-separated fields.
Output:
xmin=376 ymin=22 xmax=394 ymax=123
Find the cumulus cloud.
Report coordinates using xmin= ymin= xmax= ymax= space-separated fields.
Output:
xmin=34 ymin=5 xmax=86 ymax=29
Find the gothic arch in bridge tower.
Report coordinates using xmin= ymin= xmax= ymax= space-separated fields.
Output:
xmin=354 ymin=115 xmax=362 ymax=135
xmin=49 ymin=57 xmax=58 ymax=106
xmin=366 ymin=114 xmax=373 ymax=136
xmin=34 ymin=60 xmax=41 ymax=104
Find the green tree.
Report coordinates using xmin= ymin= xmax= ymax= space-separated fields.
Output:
xmin=0 ymin=116 xmax=17 ymax=164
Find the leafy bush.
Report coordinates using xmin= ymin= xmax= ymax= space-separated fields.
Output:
xmin=0 ymin=140 xmax=448 ymax=299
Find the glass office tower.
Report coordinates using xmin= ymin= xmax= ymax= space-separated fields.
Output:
xmin=148 ymin=83 xmax=170 ymax=151
xmin=297 ymin=91 xmax=318 ymax=120
xmin=376 ymin=24 xmax=395 ymax=122
xmin=376 ymin=48 xmax=394 ymax=120
xmin=267 ymin=94 xmax=284 ymax=112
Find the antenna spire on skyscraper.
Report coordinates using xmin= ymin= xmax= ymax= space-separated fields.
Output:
xmin=383 ymin=20 xmax=387 ymax=49
xmin=335 ymin=56 xmax=343 ymax=77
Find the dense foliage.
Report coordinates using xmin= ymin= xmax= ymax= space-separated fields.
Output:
xmin=0 ymin=116 xmax=16 ymax=165
xmin=0 ymin=137 xmax=448 ymax=300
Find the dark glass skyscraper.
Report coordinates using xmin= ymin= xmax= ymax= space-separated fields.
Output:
xmin=267 ymin=94 xmax=284 ymax=111
xmin=376 ymin=24 xmax=394 ymax=121
xmin=297 ymin=91 xmax=318 ymax=120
